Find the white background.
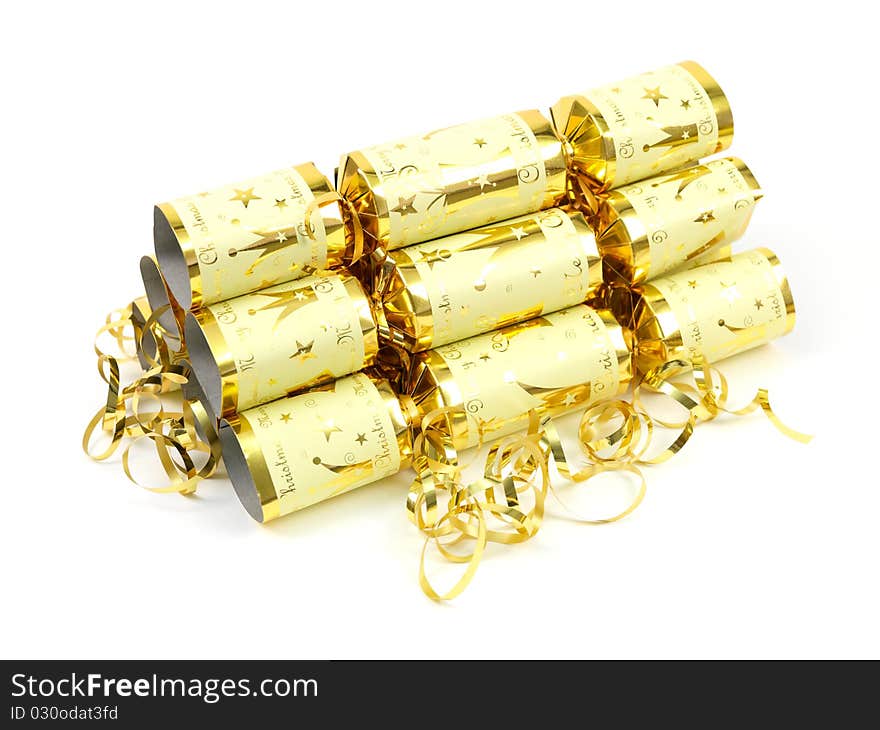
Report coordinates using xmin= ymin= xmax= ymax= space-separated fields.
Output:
xmin=1 ymin=1 xmax=877 ymax=659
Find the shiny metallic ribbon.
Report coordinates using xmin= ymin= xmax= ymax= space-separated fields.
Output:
xmin=83 ymin=302 xmax=220 ymax=494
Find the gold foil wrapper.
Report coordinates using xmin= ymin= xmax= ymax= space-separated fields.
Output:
xmin=338 ymin=111 xmax=567 ymax=251
xmin=407 ymin=305 xmax=631 ymax=450
xmin=594 ymin=157 xmax=762 ymax=284
xmin=374 ymin=207 xmax=603 ymax=351
xmin=185 ymin=271 xmax=380 ymax=418
xmin=154 ymin=163 xmax=350 ymax=309
xmin=219 ymin=373 xmax=413 ymax=523
xmin=552 ymin=61 xmax=734 ymax=191
xmin=633 ymin=248 xmax=796 ymax=372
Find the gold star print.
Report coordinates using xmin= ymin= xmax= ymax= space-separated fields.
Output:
xmin=720 ymin=281 xmax=740 ymax=303
xmin=280 ymin=413 xmax=292 ymax=423
xmin=474 ymin=172 xmax=494 ymax=190
xmin=510 ymin=226 xmax=527 ymax=240
xmin=229 ymin=187 xmax=261 ymax=208
xmin=473 ymin=137 xmax=487 ymax=148
xmin=688 ymin=280 xmax=698 ymax=289
xmin=290 ymin=339 xmax=316 ymax=361
xmin=355 ymin=433 xmax=368 ymax=445
xmin=319 ymin=419 xmax=342 ymax=442
xmin=563 ymin=393 xmax=577 ymax=406
xmin=694 ymin=211 xmax=716 ymax=224
xmin=642 ymin=86 xmax=668 ymax=107
xmin=274 ymin=198 xmax=288 ymax=210
xmin=391 ymin=195 xmax=417 ymax=216
xmin=680 ymin=99 xmax=691 ymax=109
xmin=530 ymin=268 xmax=541 ymax=277
xmin=754 ymin=298 xmax=764 ymax=310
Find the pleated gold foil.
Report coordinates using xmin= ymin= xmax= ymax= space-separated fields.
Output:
xmin=373 ymin=207 xmax=603 ymax=351
xmin=632 ymin=248 xmax=796 ymax=372
xmin=337 ymin=111 xmax=567 ymax=251
xmin=551 ymin=61 xmax=734 ymax=192
xmin=593 ymin=157 xmax=762 ymax=284
xmin=219 ymin=373 xmax=413 ymax=523
xmin=185 ymin=271 xmax=380 ymax=418
xmin=154 ymin=163 xmax=350 ymax=309
xmin=407 ymin=305 xmax=631 ymax=450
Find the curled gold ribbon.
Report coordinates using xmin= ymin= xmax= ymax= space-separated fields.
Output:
xmin=94 ymin=304 xmax=139 ymax=363
xmin=407 ymin=403 xmax=654 ymax=600
xmin=83 ymin=302 xmax=220 ymax=496
xmin=540 ymin=414 xmax=647 ymax=523
xmin=304 ymin=190 xmax=365 ymax=266
xmin=406 ymin=347 xmax=811 ymax=600
xmin=635 ymin=357 xmax=812 ymax=445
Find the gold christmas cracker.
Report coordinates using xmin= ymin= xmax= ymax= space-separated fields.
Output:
xmin=337 ymin=111 xmax=567 ymax=251
xmin=406 ymin=305 xmax=631 ymax=450
xmin=592 ymin=157 xmax=762 ymax=284
xmin=373 ymin=207 xmax=604 ymax=352
xmin=218 ymin=372 xmax=414 ymax=523
xmin=632 ymin=247 xmax=795 ymax=372
xmin=551 ymin=61 xmax=734 ymax=193
xmin=153 ymin=163 xmax=354 ymax=309
xmin=185 ymin=271 xmax=380 ymax=418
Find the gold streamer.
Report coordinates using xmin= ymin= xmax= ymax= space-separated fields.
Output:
xmin=407 ymin=401 xmax=654 ymax=600
xmin=406 ymin=345 xmax=811 ymax=600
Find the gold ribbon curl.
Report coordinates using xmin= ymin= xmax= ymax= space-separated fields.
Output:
xmin=633 ymin=357 xmax=812 ymax=446
xmin=304 ymin=190 xmax=365 ymax=266
xmin=83 ymin=303 xmax=220 ymax=496
xmin=407 ymin=409 xmax=550 ymax=600
xmin=407 ymin=401 xmax=655 ymax=601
